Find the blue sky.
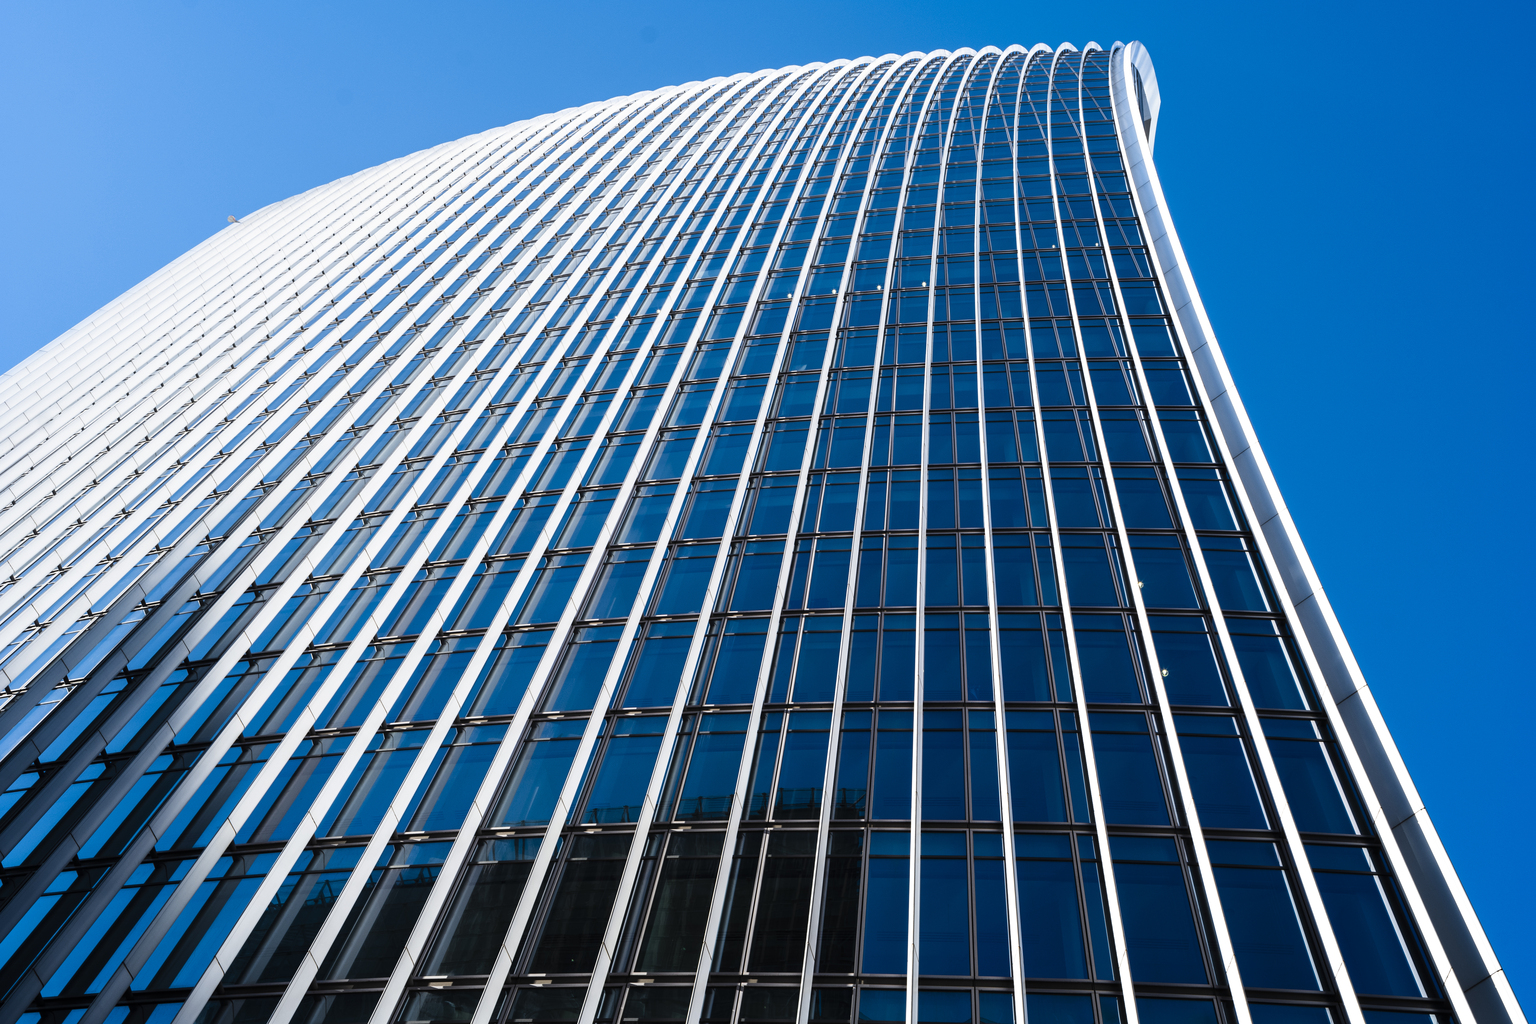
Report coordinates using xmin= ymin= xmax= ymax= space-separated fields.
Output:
xmin=2 ymin=0 xmax=1532 ymax=999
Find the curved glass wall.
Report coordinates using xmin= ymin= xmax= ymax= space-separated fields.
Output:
xmin=0 ymin=43 xmax=1503 ymax=1024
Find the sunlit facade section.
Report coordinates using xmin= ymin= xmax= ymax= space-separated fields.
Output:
xmin=0 ymin=43 xmax=1519 ymax=1024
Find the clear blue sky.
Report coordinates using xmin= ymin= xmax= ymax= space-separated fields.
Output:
xmin=2 ymin=0 xmax=1531 ymax=999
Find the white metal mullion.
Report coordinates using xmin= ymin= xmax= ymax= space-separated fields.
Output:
xmin=1106 ymin=38 xmax=1421 ymax=1014
xmin=1 ymin=149 xmax=450 ymax=495
xmin=936 ymin=49 xmax=1009 ymax=998
xmin=782 ymin=50 xmax=932 ymax=1024
xmin=0 ymin=290 xmax=359 ymax=729
xmin=443 ymin=63 xmax=846 ymax=1010
xmin=162 ymin=80 xmax=745 ymax=1024
xmin=52 ymin=319 xmax=528 ymax=1021
xmin=260 ymin=140 xmax=752 ymax=1017
xmin=542 ymin=54 xmax=889 ymax=1024
xmin=969 ymin=45 xmax=1041 ymax=1024
xmin=0 ymin=123 xmax=545 ymax=516
xmin=1 ymin=294 xmax=507 ymax=1024
xmin=0 ymin=181 xmax=472 ymax=658
xmin=4 ymin=231 xmax=567 ymax=1018
xmin=24 ymin=123 xmax=579 ymax=583
xmin=1179 ymin=44 xmax=1477 ymax=1019
xmin=0 ymin=101 xmax=644 ymax=985
xmin=567 ymin=60 xmax=890 ymax=1024
xmin=347 ymin=74 xmax=796 ymax=1009
xmin=0 ymin=131 xmax=550 ymax=666
xmin=1019 ymin=44 xmax=1143 ymax=1021
xmin=3 ymin=45 xmax=1481 ymax=1024
xmin=65 ymin=85 xmax=714 ymax=1024
xmin=0 ymin=345 xmax=252 ymax=552
xmin=0 ymin=161 xmax=392 ymax=448
xmin=0 ymin=156 xmax=437 ymax=555
xmin=798 ymin=46 xmax=976 ymax=1019
xmin=681 ymin=54 xmax=910 ymax=1000
xmin=0 ymin=124 xmax=536 ymax=435
xmin=0 ymin=137 xmax=476 ymax=494
xmin=11 ymin=155 xmax=438 ymax=445
xmin=577 ymin=108 xmax=871 ymax=1024
xmin=0 ymin=282 xmax=434 ymax=780
xmin=1056 ymin=44 xmax=1255 ymax=1021
xmin=1105 ymin=44 xmax=1473 ymax=1022
xmin=679 ymin=53 xmax=943 ymax=1024
xmin=903 ymin=51 xmax=981 ymax=1024
xmin=409 ymin=69 xmax=845 ymax=1024
xmin=737 ymin=49 xmax=940 ymax=1024
xmin=413 ymin=68 xmax=823 ymax=1017
xmin=1201 ymin=377 xmax=1474 ymax=1005
xmin=367 ymin=71 xmax=818 ymax=1021
xmin=0 ymin=102 xmax=624 ymax=700
xmin=0 ymin=112 xmax=601 ymax=762
xmin=0 ymin=72 xmax=573 ymax=739
xmin=158 ymin=70 xmax=764 ymax=1024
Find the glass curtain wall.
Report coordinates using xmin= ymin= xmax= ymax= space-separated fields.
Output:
xmin=0 ymin=44 xmax=1475 ymax=1024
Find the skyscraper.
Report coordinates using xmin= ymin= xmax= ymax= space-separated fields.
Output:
xmin=0 ymin=40 xmax=1519 ymax=1024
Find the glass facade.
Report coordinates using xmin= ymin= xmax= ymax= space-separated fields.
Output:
xmin=0 ymin=42 xmax=1518 ymax=1024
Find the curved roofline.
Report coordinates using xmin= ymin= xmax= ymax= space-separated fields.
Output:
xmin=1123 ymin=39 xmax=1162 ymax=150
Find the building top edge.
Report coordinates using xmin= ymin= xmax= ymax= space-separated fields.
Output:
xmin=232 ymin=43 xmax=1153 ymax=230
xmin=5 ymin=40 xmax=1151 ymax=377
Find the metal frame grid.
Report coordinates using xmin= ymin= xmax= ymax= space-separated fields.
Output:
xmin=0 ymin=43 xmax=1517 ymax=1024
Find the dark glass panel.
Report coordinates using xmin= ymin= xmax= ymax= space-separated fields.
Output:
xmin=635 ymin=832 xmax=725 ymax=971
xmin=529 ymin=834 xmax=633 ymax=973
